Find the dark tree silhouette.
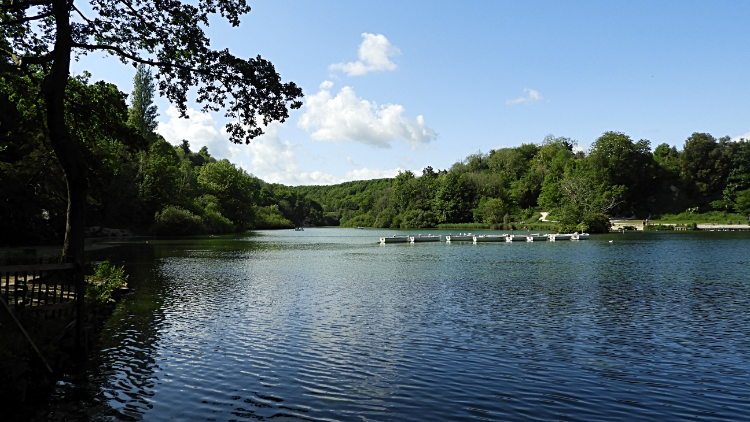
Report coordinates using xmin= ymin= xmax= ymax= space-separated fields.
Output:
xmin=1 ymin=0 xmax=303 ymax=266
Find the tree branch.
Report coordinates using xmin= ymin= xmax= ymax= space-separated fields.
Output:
xmin=21 ymin=52 xmax=55 ymax=65
xmin=71 ymin=4 xmax=93 ymax=25
xmin=72 ymin=43 xmax=208 ymax=75
xmin=116 ymin=0 xmax=157 ymax=33
xmin=0 ymin=11 xmax=52 ymax=25
xmin=0 ymin=46 xmax=21 ymax=65
xmin=0 ymin=0 xmax=50 ymax=12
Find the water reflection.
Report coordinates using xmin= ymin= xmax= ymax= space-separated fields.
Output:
xmin=44 ymin=229 xmax=750 ymax=421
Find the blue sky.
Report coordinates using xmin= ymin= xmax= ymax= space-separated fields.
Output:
xmin=71 ymin=0 xmax=750 ymax=185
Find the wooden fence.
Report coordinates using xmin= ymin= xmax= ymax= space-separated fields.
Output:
xmin=0 ymin=263 xmax=79 ymax=318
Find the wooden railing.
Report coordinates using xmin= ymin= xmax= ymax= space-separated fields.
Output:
xmin=0 ymin=263 xmax=78 ymax=316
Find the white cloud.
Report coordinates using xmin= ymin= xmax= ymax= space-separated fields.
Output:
xmin=245 ymin=123 xmax=342 ymax=186
xmin=329 ymin=33 xmax=401 ymax=76
xmin=345 ymin=167 xmax=405 ymax=181
xmin=298 ymin=81 xmax=437 ymax=148
xmin=156 ymin=106 xmax=234 ymax=159
xmin=506 ymin=88 xmax=543 ymax=105
xmin=731 ymin=131 xmax=750 ymax=142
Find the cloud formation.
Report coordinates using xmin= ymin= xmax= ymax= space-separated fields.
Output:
xmin=329 ymin=33 xmax=401 ymax=76
xmin=731 ymin=131 xmax=750 ymax=142
xmin=245 ymin=123 xmax=343 ymax=186
xmin=506 ymin=88 xmax=543 ymax=105
xmin=345 ymin=167 xmax=405 ymax=181
xmin=156 ymin=106 xmax=234 ymax=159
xmin=298 ymin=81 xmax=437 ymax=148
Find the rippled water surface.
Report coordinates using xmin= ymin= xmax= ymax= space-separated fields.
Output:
xmin=51 ymin=229 xmax=750 ymax=421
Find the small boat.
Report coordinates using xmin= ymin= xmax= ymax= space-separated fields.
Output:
xmin=294 ymin=227 xmax=304 ymax=231
xmin=355 ymin=227 xmax=364 ymax=229
xmin=548 ymin=233 xmax=573 ymax=241
xmin=473 ymin=234 xmax=507 ymax=242
xmin=446 ymin=233 xmax=474 ymax=242
xmin=506 ymin=234 xmax=527 ymax=242
xmin=380 ymin=235 xmax=411 ymax=244
xmin=571 ymin=232 xmax=590 ymax=240
xmin=526 ymin=234 xmax=548 ymax=242
xmin=410 ymin=234 xmax=441 ymax=242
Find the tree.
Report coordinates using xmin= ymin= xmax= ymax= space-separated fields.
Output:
xmin=588 ymin=131 xmax=657 ymax=213
xmin=392 ymin=170 xmax=416 ymax=213
xmin=128 ymin=64 xmax=158 ymax=138
xmin=679 ymin=133 xmax=736 ymax=204
xmin=196 ymin=160 xmax=259 ymax=227
xmin=1 ymin=0 xmax=303 ymax=266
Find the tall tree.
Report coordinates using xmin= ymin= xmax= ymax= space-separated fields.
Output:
xmin=1 ymin=0 xmax=303 ymax=266
xmin=128 ymin=64 xmax=158 ymax=138
xmin=679 ymin=133 xmax=736 ymax=203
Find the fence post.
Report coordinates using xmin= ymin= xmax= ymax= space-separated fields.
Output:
xmin=74 ymin=262 xmax=85 ymax=356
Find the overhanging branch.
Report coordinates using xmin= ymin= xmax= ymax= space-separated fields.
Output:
xmin=0 ymin=11 xmax=52 ymax=25
xmin=0 ymin=0 xmax=50 ymax=12
xmin=72 ymin=43 xmax=209 ymax=75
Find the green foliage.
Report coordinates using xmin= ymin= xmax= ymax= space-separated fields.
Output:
xmin=254 ymin=205 xmax=295 ymax=229
xmin=578 ymin=213 xmax=612 ymax=233
xmin=401 ymin=209 xmax=438 ymax=228
xmin=342 ymin=213 xmax=376 ymax=228
xmin=374 ymin=208 xmax=397 ymax=228
xmin=652 ymin=210 xmax=748 ymax=224
xmin=152 ymin=206 xmax=204 ymax=235
xmin=195 ymin=195 xmax=235 ymax=233
xmin=196 ymin=160 xmax=259 ymax=228
xmin=735 ymin=189 xmax=750 ymax=214
xmin=128 ymin=64 xmax=159 ymax=138
xmin=87 ymin=260 xmax=128 ymax=303
xmin=437 ymin=223 xmax=491 ymax=229
xmin=643 ymin=224 xmax=675 ymax=231
xmin=587 ymin=131 xmax=657 ymax=214
xmin=482 ymin=198 xmax=508 ymax=225
xmin=680 ymin=133 xmax=737 ymax=204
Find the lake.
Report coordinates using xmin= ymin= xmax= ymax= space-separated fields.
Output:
xmin=46 ymin=228 xmax=750 ymax=421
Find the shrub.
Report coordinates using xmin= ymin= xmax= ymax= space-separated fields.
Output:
xmin=644 ymin=224 xmax=674 ymax=231
xmin=579 ymin=213 xmax=611 ymax=233
xmin=342 ymin=213 xmax=375 ymax=228
xmin=401 ymin=209 xmax=438 ymax=228
xmin=254 ymin=205 xmax=294 ymax=229
xmin=87 ymin=260 xmax=128 ymax=303
xmin=735 ymin=188 xmax=750 ymax=213
xmin=152 ymin=206 xmax=204 ymax=235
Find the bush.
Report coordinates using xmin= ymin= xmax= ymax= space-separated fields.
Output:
xmin=401 ymin=209 xmax=438 ymax=228
xmin=87 ymin=260 xmax=128 ymax=303
xmin=437 ymin=223 xmax=490 ymax=229
xmin=644 ymin=224 xmax=674 ymax=231
xmin=202 ymin=206 xmax=235 ymax=233
xmin=254 ymin=205 xmax=294 ymax=229
xmin=735 ymin=188 xmax=750 ymax=213
xmin=342 ymin=213 xmax=375 ymax=228
xmin=152 ymin=206 xmax=204 ymax=235
xmin=577 ymin=213 xmax=611 ymax=233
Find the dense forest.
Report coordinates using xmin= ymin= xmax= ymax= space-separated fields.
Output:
xmin=0 ymin=65 xmax=310 ymax=245
xmin=2 ymin=66 xmax=750 ymax=245
xmin=302 ymin=133 xmax=750 ymax=233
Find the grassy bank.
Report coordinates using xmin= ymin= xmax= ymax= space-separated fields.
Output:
xmin=650 ymin=210 xmax=749 ymax=225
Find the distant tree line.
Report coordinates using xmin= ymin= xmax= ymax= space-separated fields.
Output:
xmin=298 ymin=133 xmax=750 ymax=233
xmin=3 ymin=67 xmax=749 ymax=244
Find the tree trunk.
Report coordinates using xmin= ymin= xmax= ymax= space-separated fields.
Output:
xmin=42 ymin=0 xmax=88 ymax=352
xmin=43 ymin=0 xmax=86 ymax=265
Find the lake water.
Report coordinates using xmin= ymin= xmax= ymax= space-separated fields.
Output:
xmin=47 ymin=228 xmax=750 ymax=421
